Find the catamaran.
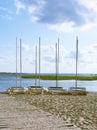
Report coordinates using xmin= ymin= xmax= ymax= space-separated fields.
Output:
xmin=28 ymin=37 xmax=44 ymax=94
xmin=7 ymin=38 xmax=26 ymax=94
xmin=68 ymin=36 xmax=87 ymax=95
xmin=47 ymin=39 xmax=66 ymax=94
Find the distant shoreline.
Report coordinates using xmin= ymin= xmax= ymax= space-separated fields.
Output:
xmin=0 ymin=72 xmax=97 ymax=75
xmin=0 ymin=72 xmax=97 ymax=81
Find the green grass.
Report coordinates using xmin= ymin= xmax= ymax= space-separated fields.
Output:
xmin=21 ymin=75 xmax=97 ymax=81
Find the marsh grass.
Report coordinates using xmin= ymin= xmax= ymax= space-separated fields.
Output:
xmin=21 ymin=75 xmax=97 ymax=81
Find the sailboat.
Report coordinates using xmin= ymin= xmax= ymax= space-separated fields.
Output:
xmin=68 ymin=36 xmax=87 ymax=95
xmin=28 ymin=37 xmax=44 ymax=94
xmin=7 ymin=38 xmax=26 ymax=94
xmin=47 ymin=39 xmax=65 ymax=95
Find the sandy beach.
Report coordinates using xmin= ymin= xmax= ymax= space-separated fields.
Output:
xmin=0 ymin=93 xmax=97 ymax=130
xmin=0 ymin=94 xmax=80 ymax=130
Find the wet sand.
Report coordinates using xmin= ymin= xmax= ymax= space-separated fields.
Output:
xmin=0 ymin=94 xmax=80 ymax=130
xmin=13 ymin=93 xmax=97 ymax=130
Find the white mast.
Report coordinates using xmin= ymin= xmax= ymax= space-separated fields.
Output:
xmin=56 ymin=38 xmax=60 ymax=87
xmin=35 ymin=45 xmax=37 ymax=86
xmin=16 ymin=37 xmax=18 ymax=87
xmin=56 ymin=43 xmax=58 ymax=87
xmin=58 ymin=38 xmax=59 ymax=87
xmin=75 ymin=36 xmax=78 ymax=88
xmin=20 ymin=39 xmax=22 ymax=87
xmin=38 ymin=37 xmax=41 ymax=86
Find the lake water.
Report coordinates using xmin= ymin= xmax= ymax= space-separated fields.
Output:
xmin=0 ymin=73 xmax=97 ymax=92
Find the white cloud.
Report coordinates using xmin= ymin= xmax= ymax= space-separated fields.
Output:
xmin=80 ymin=44 xmax=97 ymax=63
xmin=79 ymin=23 xmax=97 ymax=31
xmin=31 ymin=16 xmax=39 ymax=22
xmin=13 ymin=0 xmax=97 ymax=32
xmin=47 ymin=22 xmax=75 ymax=33
xmin=22 ymin=43 xmax=30 ymax=51
xmin=48 ymin=21 xmax=97 ymax=33
xmin=27 ymin=0 xmax=46 ymax=22
xmin=42 ymin=44 xmax=55 ymax=54
xmin=28 ymin=5 xmax=40 ymax=22
xmin=78 ymin=0 xmax=97 ymax=12
xmin=14 ymin=0 xmax=25 ymax=14
xmin=22 ymin=0 xmax=97 ymax=32
xmin=28 ymin=5 xmax=38 ymax=14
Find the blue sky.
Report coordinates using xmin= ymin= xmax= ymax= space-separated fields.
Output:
xmin=1 ymin=0 xmax=97 ymax=73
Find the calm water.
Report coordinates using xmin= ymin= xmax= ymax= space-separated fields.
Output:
xmin=0 ymin=73 xmax=97 ymax=92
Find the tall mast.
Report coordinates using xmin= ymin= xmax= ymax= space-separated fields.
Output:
xmin=16 ymin=37 xmax=17 ymax=87
xmin=20 ymin=39 xmax=22 ymax=87
xmin=57 ymin=38 xmax=59 ymax=87
xmin=38 ymin=37 xmax=41 ymax=86
xmin=56 ymin=38 xmax=59 ymax=87
xmin=56 ymin=43 xmax=58 ymax=87
xmin=35 ymin=45 xmax=37 ymax=86
xmin=75 ymin=36 xmax=78 ymax=88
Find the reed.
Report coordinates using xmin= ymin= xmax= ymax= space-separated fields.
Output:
xmin=21 ymin=75 xmax=97 ymax=81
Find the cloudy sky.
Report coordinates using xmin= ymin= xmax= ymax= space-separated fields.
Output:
xmin=1 ymin=0 xmax=97 ymax=73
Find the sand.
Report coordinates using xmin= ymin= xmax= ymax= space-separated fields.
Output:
xmin=0 ymin=94 xmax=80 ymax=130
xmin=14 ymin=93 xmax=97 ymax=130
xmin=0 ymin=93 xmax=97 ymax=130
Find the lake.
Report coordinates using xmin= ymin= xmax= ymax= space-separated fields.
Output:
xmin=0 ymin=73 xmax=97 ymax=92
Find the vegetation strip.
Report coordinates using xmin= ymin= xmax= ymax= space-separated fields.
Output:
xmin=21 ymin=75 xmax=97 ymax=81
